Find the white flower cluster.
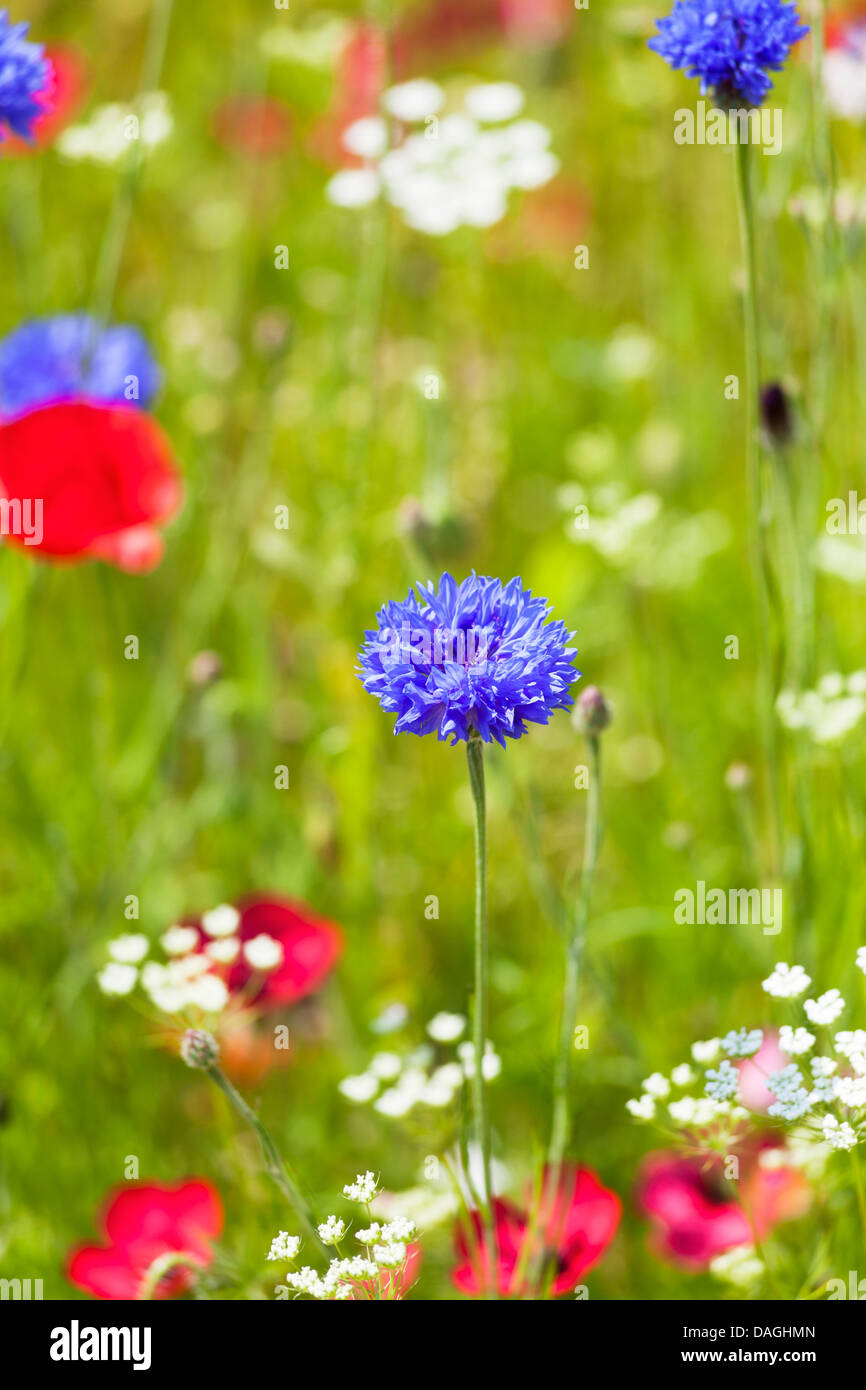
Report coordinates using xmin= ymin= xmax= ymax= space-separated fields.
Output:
xmin=626 ymin=955 xmax=866 ymax=1151
xmin=268 ymin=1176 xmax=418 ymax=1301
xmin=58 ymin=92 xmax=173 ymax=165
xmin=325 ymin=79 xmax=558 ymax=235
xmin=338 ymin=1012 xmax=499 ymax=1118
xmin=776 ymin=673 xmax=866 ymax=745
xmin=96 ymin=905 xmax=284 ymax=1018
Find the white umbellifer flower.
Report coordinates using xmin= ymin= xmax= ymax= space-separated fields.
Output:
xmin=97 ymin=963 xmax=138 ymax=996
xmin=834 ymin=1030 xmax=866 ymax=1058
xmin=710 ymin=1245 xmax=764 ymax=1286
xmin=188 ymin=974 xmax=229 ymax=1013
xmin=822 ymin=1115 xmax=858 ymax=1150
xmin=205 ymin=936 xmax=240 ymax=964
xmin=57 ymin=92 xmax=172 ymax=165
xmin=626 ymin=1095 xmax=655 ymax=1119
xmin=383 ymin=79 xmax=445 ymax=121
xmin=481 ymin=1050 xmax=501 ymax=1081
xmin=107 ymin=934 xmax=149 ymax=964
xmin=426 ymin=1011 xmax=467 ymax=1043
xmin=318 ymin=1215 xmax=346 ymax=1245
xmin=641 ymin=1072 xmax=670 ymax=1098
xmin=343 ymin=1171 xmax=379 ymax=1204
xmin=201 ymin=904 xmax=241 ymax=938
xmin=824 ymin=47 xmax=866 ymax=122
xmin=374 ymin=1087 xmax=415 ymax=1118
xmin=341 ymin=115 xmax=388 ymax=158
xmin=161 ymin=925 xmax=199 ymax=955
xmin=356 ymin=1223 xmax=381 ymax=1244
xmin=381 ymin=1217 xmax=415 ymax=1243
xmin=857 ymin=946 xmax=866 ymax=976
xmin=691 ymin=1038 xmax=720 ymax=1063
xmin=338 ymin=1074 xmax=379 ymax=1103
xmin=668 ymin=1097 xmax=698 ymax=1123
xmin=779 ymin=1026 xmax=816 ymax=1056
xmin=369 ymin=1051 xmax=402 ymax=1080
xmin=804 ymin=989 xmax=845 ymax=1026
xmin=431 ymin=1062 xmax=464 ymax=1090
xmin=370 ymin=1002 xmax=409 ymax=1034
xmin=721 ymin=1029 xmax=763 ymax=1058
xmin=325 ymin=168 xmax=380 ymax=207
xmin=464 ymin=82 xmax=525 ymax=122
xmin=834 ymin=1074 xmax=866 ymax=1108
xmin=671 ymin=1063 xmax=694 ymax=1086
xmin=243 ymin=934 xmax=284 ymax=972
xmin=329 ymin=81 xmax=555 ymax=236
xmin=373 ymin=1241 xmax=407 ymax=1267
xmin=762 ymin=963 xmax=811 ymax=998
xmin=267 ymin=1231 xmax=300 ymax=1262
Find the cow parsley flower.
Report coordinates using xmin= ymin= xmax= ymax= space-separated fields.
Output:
xmin=97 ymin=963 xmax=138 ymax=996
xmin=343 ymin=1172 xmax=379 ymax=1204
xmin=327 ymin=82 xmax=557 ymax=235
xmin=857 ymin=946 xmax=866 ymax=976
xmin=648 ymin=0 xmax=809 ymax=107
xmin=267 ymin=1231 xmax=301 ymax=1262
xmin=626 ymin=1094 xmax=656 ymax=1119
xmin=822 ymin=1116 xmax=858 ymax=1151
xmin=641 ymin=1072 xmax=671 ymax=1097
xmin=705 ymin=1059 xmax=739 ymax=1099
xmin=762 ymin=962 xmax=811 ymax=998
xmin=721 ymin=1027 xmax=763 ymax=1057
xmin=778 ymin=1025 xmax=815 ymax=1056
xmin=318 ymin=1216 xmax=346 ymax=1245
xmin=0 ymin=11 xmax=49 ymax=145
xmin=357 ymin=572 xmax=578 ymax=746
xmin=107 ymin=934 xmax=149 ymax=964
xmin=804 ymin=989 xmax=845 ymax=1026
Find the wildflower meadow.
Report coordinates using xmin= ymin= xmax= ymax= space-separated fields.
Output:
xmin=3 ymin=0 xmax=866 ymax=1342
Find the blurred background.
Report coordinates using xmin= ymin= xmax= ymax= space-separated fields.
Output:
xmin=1 ymin=0 xmax=864 ymax=1299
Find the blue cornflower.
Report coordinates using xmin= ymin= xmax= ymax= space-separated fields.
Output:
xmin=648 ymin=0 xmax=809 ymax=107
xmin=0 ymin=10 xmax=50 ymax=144
xmin=0 ymin=315 xmax=161 ymax=417
xmin=357 ymin=572 xmax=579 ymax=746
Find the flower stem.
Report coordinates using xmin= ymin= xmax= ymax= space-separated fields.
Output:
xmin=465 ymin=734 xmax=498 ymax=1295
xmin=88 ymin=0 xmax=176 ymax=334
xmin=139 ymin=1250 xmax=203 ymax=1301
xmin=733 ymin=136 xmax=783 ymax=882
xmin=204 ymin=1063 xmax=327 ymax=1256
xmin=548 ymin=734 xmax=602 ymax=1175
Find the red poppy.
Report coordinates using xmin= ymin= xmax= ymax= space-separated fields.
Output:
xmin=193 ymin=895 xmax=343 ymax=1014
xmin=212 ymin=95 xmax=292 ymax=158
xmin=5 ymin=45 xmax=88 ymax=155
xmin=0 ymin=402 xmax=183 ymax=573
xmin=452 ymin=1164 xmax=620 ymax=1297
xmin=310 ymin=22 xmax=387 ymax=167
xmin=67 ymin=1180 xmax=223 ymax=1300
xmin=636 ymin=1148 xmax=809 ymax=1271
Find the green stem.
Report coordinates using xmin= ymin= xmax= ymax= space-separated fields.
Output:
xmin=465 ymin=734 xmax=498 ymax=1296
xmin=734 ymin=136 xmax=783 ymax=883
xmin=548 ymin=735 xmax=602 ymax=1174
xmin=139 ymin=1250 xmax=204 ymax=1301
xmin=88 ymin=0 xmax=176 ymax=333
xmin=205 ymin=1064 xmax=327 ymax=1256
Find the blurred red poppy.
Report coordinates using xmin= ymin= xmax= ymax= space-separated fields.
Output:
xmin=68 ymin=1180 xmax=223 ymax=1300
xmin=310 ymin=22 xmax=387 ymax=166
xmin=452 ymin=1164 xmax=620 ymax=1297
xmin=636 ymin=1148 xmax=809 ymax=1270
xmin=212 ymin=95 xmax=292 ymax=158
xmin=0 ymin=402 xmax=183 ymax=573
xmin=5 ymin=45 xmax=88 ymax=155
xmin=192 ymin=895 xmax=343 ymax=1014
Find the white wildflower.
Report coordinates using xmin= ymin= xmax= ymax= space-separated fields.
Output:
xmin=201 ymin=904 xmax=241 ymax=938
xmin=762 ymin=963 xmax=811 ymax=998
xmin=243 ymin=934 xmax=284 ymax=972
xmin=107 ymin=934 xmax=149 ymax=964
xmin=97 ymin=963 xmax=138 ymax=996
xmin=804 ymin=989 xmax=845 ymax=1026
